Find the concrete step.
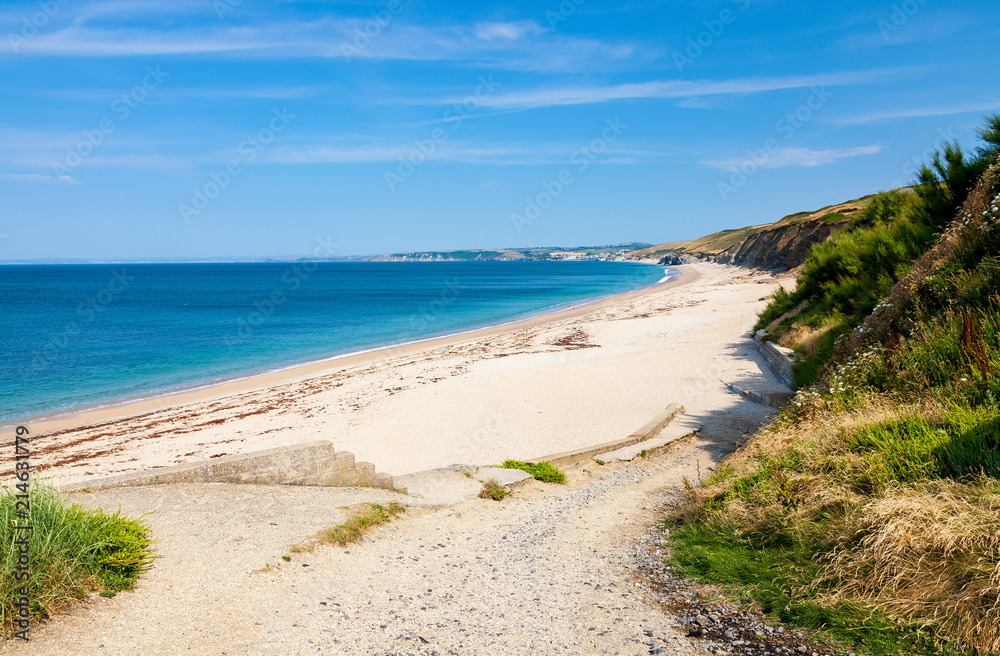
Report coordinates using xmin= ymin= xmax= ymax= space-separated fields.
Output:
xmin=596 ymin=414 xmax=702 ymax=463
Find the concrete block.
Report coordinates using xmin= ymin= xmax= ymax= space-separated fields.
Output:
xmin=597 ymin=414 xmax=702 ymax=463
xmin=394 ymin=469 xmax=482 ymax=504
xmin=248 ymin=446 xmax=295 ymax=472
xmin=155 ymin=464 xmax=208 ymax=484
xmin=231 ymin=469 xmax=279 ymax=485
xmin=373 ymin=472 xmax=395 ymax=490
xmin=473 ymin=467 xmax=533 ymax=486
xmin=203 ymin=453 xmax=253 ymax=479
xmin=61 ymin=440 xmax=397 ymax=495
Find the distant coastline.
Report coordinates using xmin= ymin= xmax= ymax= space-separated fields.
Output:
xmin=2 ymin=260 xmax=672 ymax=433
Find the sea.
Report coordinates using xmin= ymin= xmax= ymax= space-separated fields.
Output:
xmin=0 ymin=260 xmax=672 ymax=427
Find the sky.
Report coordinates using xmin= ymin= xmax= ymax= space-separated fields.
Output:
xmin=0 ymin=0 xmax=998 ymax=261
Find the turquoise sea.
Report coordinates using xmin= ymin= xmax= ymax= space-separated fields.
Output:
xmin=0 ymin=261 xmax=670 ymax=427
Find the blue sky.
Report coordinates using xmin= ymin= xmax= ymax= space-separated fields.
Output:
xmin=1 ymin=0 xmax=998 ymax=261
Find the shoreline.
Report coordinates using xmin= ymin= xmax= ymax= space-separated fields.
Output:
xmin=18 ymin=261 xmax=790 ymax=486
xmin=14 ymin=265 xmax=691 ymax=440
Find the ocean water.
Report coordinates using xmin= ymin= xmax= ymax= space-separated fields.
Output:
xmin=0 ymin=261 xmax=669 ymax=426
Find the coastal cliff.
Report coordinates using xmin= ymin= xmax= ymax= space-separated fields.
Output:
xmin=700 ymin=217 xmax=841 ymax=269
xmin=633 ymin=194 xmax=881 ymax=271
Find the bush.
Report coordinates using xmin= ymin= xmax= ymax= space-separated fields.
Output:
xmin=0 ymin=479 xmax=154 ymax=635
xmin=478 ymin=479 xmax=508 ymax=501
xmin=502 ymin=460 xmax=567 ymax=484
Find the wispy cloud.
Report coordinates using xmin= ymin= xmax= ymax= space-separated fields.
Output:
xmin=4 ymin=18 xmax=633 ymax=72
xmin=841 ymin=12 xmax=973 ymax=49
xmin=704 ymin=145 xmax=883 ymax=171
xmin=263 ymin=141 xmax=663 ymax=166
xmin=445 ymin=69 xmax=900 ymax=110
xmin=0 ymin=172 xmax=79 ymax=184
xmin=473 ymin=21 xmax=546 ymax=41
xmin=834 ymin=101 xmax=1000 ymax=125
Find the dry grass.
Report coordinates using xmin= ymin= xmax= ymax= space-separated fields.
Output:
xmin=688 ymin=394 xmax=1000 ymax=652
xmin=478 ymin=479 xmax=508 ymax=501
xmin=822 ymin=481 xmax=1000 ymax=652
xmin=779 ymin=319 xmax=839 ymax=357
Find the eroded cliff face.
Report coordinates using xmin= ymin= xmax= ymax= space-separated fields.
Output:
xmin=660 ymin=219 xmax=843 ymax=271
xmin=716 ymin=219 xmax=839 ymax=269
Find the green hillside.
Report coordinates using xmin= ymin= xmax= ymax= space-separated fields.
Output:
xmin=628 ymin=196 xmax=876 ymax=262
xmin=665 ymin=112 xmax=1000 ymax=656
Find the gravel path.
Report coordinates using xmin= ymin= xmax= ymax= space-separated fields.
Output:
xmin=3 ymin=411 xmax=800 ymax=656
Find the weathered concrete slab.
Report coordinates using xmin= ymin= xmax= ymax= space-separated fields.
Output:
xmin=528 ymin=403 xmax=685 ymax=468
xmin=394 ymin=470 xmax=484 ymax=505
xmin=473 ymin=467 xmax=533 ymax=487
xmin=62 ymin=441 xmax=402 ymax=494
xmin=596 ymin=414 xmax=702 ymax=463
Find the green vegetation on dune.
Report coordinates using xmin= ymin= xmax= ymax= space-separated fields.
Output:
xmin=667 ymin=113 xmax=1000 ymax=656
xmin=502 ymin=460 xmax=567 ymax=484
xmin=0 ymin=479 xmax=154 ymax=636
xmin=756 ymin=116 xmax=1000 ymax=388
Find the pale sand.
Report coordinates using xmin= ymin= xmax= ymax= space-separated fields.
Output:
xmin=21 ymin=262 xmax=789 ymax=487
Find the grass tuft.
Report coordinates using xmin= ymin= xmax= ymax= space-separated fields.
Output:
xmin=0 ymin=478 xmax=154 ymax=636
xmin=478 ymin=479 xmax=508 ymax=501
xmin=501 ymin=460 xmax=567 ymax=484
xmin=317 ymin=503 xmax=406 ymax=548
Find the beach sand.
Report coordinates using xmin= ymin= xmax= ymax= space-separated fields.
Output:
xmin=19 ymin=262 xmax=790 ymax=487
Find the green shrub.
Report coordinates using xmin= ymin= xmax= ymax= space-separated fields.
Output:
xmin=478 ymin=479 xmax=508 ymax=501
xmin=0 ymin=479 xmax=154 ymax=635
xmin=502 ymin=460 xmax=567 ymax=484
xmin=754 ymin=285 xmax=796 ymax=331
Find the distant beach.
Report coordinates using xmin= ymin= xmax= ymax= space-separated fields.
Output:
xmin=18 ymin=262 xmax=787 ymax=487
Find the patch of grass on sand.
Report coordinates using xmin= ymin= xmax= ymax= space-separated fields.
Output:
xmin=0 ymin=478 xmax=154 ymax=636
xmin=478 ymin=479 xmax=508 ymax=501
xmin=317 ymin=503 xmax=407 ymax=548
xmin=667 ymin=522 xmax=974 ymax=656
xmin=502 ymin=460 xmax=567 ymax=484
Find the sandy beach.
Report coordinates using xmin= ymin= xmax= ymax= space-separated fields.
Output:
xmin=1 ymin=260 xmax=802 ymax=656
xmin=18 ymin=261 xmax=788 ymax=487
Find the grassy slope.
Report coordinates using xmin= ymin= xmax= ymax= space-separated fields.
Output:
xmin=664 ymin=141 xmax=1000 ymax=655
xmin=630 ymin=194 xmax=876 ymax=261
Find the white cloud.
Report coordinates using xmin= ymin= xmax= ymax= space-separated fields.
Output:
xmin=452 ymin=69 xmax=899 ymax=110
xmin=704 ymin=145 xmax=883 ymax=171
xmin=835 ymin=101 xmax=1000 ymax=125
xmin=263 ymin=142 xmax=658 ymax=166
xmin=3 ymin=18 xmax=631 ymax=72
xmin=0 ymin=172 xmax=79 ymax=184
xmin=474 ymin=21 xmax=545 ymax=41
